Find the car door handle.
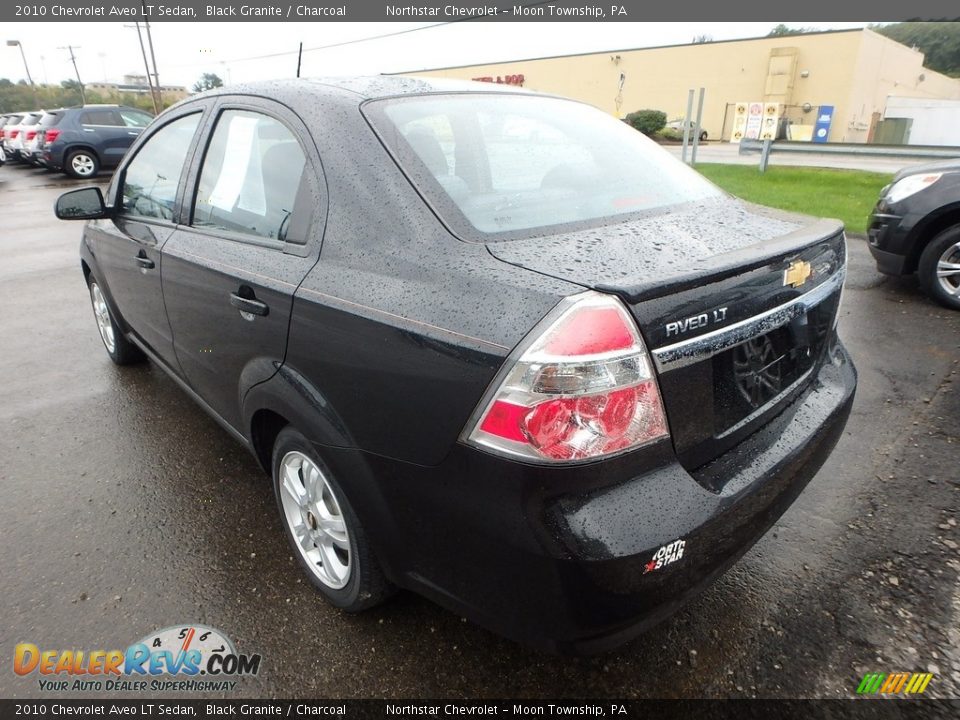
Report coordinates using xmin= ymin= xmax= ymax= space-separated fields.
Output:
xmin=229 ymin=292 xmax=269 ymax=317
xmin=127 ymin=131 xmax=140 ymax=136
xmin=135 ymin=254 xmax=155 ymax=270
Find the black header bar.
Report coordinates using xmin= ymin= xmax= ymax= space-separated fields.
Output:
xmin=4 ymin=1 xmax=960 ymax=23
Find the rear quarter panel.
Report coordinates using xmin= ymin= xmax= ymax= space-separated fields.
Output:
xmin=273 ymin=97 xmax=580 ymax=465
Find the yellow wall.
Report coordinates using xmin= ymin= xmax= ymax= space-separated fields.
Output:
xmin=407 ymin=29 xmax=960 ymax=143
xmin=844 ymin=29 xmax=960 ymax=142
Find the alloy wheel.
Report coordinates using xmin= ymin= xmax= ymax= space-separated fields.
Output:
xmin=278 ymin=451 xmax=351 ymax=589
xmin=71 ymin=154 xmax=96 ymax=177
xmin=89 ymin=282 xmax=116 ymax=354
xmin=936 ymin=242 xmax=960 ymax=298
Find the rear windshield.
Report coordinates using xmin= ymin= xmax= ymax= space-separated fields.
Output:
xmin=21 ymin=113 xmax=41 ymax=126
xmin=5 ymin=115 xmax=23 ymax=125
xmin=39 ymin=112 xmax=63 ymax=127
xmin=365 ymin=93 xmax=721 ymax=239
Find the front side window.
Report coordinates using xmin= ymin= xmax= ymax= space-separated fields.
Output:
xmin=119 ymin=109 xmax=153 ymax=128
xmin=192 ymin=110 xmax=307 ymax=241
xmin=366 ymin=94 xmax=722 ymax=238
xmin=120 ymin=113 xmax=201 ymax=221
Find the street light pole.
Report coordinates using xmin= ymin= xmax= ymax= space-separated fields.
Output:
xmin=6 ymin=40 xmax=38 ymax=104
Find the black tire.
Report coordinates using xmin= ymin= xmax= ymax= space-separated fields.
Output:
xmin=64 ymin=149 xmax=100 ymax=179
xmin=699 ymin=131 xmax=708 ymax=141
xmin=918 ymin=224 xmax=960 ymax=311
xmin=271 ymin=426 xmax=394 ymax=612
xmin=86 ymin=276 xmax=145 ymax=365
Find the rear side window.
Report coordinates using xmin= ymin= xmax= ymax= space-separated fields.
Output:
xmin=191 ymin=109 xmax=307 ymax=242
xmin=366 ymin=94 xmax=721 ymax=239
xmin=81 ymin=110 xmax=120 ymax=126
xmin=39 ymin=112 xmax=63 ymax=128
xmin=119 ymin=113 xmax=201 ymax=221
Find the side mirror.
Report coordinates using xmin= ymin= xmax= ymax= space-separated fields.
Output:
xmin=55 ymin=187 xmax=110 ymax=220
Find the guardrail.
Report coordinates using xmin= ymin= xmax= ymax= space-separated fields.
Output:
xmin=739 ymin=138 xmax=960 ymax=171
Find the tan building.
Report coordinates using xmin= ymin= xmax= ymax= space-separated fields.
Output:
xmin=87 ymin=74 xmax=190 ymax=102
xmin=404 ymin=29 xmax=960 ymax=143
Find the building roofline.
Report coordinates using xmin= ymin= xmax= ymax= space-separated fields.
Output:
xmin=395 ymin=27 xmax=866 ymax=75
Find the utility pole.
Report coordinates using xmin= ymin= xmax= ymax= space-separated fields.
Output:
xmin=58 ymin=45 xmax=86 ymax=104
xmin=141 ymin=3 xmax=162 ymax=109
xmin=126 ymin=22 xmax=160 ymax=114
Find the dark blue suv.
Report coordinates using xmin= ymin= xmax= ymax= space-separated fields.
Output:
xmin=41 ymin=105 xmax=154 ymax=178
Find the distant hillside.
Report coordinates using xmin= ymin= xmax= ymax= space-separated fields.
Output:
xmin=872 ymin=22 xmax=960 ymax=78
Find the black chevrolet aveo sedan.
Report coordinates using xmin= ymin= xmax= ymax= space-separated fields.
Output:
xmin=56 ymin=77 xmax=856 ymax=653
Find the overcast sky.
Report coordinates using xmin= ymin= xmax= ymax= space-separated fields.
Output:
xmin=3 ymin=21 xmax=868 ymax=89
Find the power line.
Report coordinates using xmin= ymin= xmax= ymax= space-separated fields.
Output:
xmin=166 ymin=2 xmax=555 ymax=70
xmin=165 ymin=22 xmax=454 ymax=68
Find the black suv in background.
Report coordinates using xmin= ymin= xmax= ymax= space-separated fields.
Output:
xmin=868 ymin=159 xmax=960 ymax=310
xmin=41 ymin=105 xmax=153 ymax=178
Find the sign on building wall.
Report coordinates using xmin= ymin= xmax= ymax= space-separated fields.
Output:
xmin=730 ymin=102 xmax=781 ymax=142
xmin=760 ymin=103 xmax=780 ymax=140
xmin=813 ymin=106 xmax=834 ymax=143
xmin=745 ymin=102 xmax=764 ymax=140
xmin=731 ymin=103 xmax=748 ymax=143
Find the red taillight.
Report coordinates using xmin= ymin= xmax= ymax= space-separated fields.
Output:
xmin=10 ymin=129 xmax=19 ymax=139
xmin=26 ymin=130 xmax=36 ymax=141
xmin=45 ymin=129 xmax=60 ymax=143
xmin=463 ymin=291 xmax=670 ymax=463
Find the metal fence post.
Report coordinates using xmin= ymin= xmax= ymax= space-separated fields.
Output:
xmin=759 ymin=139 xmax=772 ymax=173
xmin=681 ymin=89 xmax=694 ymax=164
xmin=691 ymin=87 xmax=705 ymax=165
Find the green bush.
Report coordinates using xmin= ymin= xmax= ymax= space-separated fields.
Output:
xmin=625 ymin=109 xmax=667 ymax=136
xmin=656 ymin=127 xmax=683 ymax=141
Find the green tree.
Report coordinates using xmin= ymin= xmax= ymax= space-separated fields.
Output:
xmin=871 ymin=22 xmax=960 ymax=78
xmin=767 ymin=24 xmax=816 ymax=37
xmin=192 ymin=73 xmax=224 ymax=92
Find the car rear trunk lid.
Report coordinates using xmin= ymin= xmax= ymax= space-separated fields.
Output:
xmin=486 ymin=199 xmax=846 ymax=479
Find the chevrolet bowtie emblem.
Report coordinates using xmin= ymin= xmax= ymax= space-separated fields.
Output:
xmin=784 ymin=260 xmax=812 ymax=288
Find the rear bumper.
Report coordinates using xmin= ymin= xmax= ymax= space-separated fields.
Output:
xmin=317 ymin=337 xmax=857 ymax=653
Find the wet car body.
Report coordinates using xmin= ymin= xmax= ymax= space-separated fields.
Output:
xmin=59 ymin=77 xmax=856 ymax=653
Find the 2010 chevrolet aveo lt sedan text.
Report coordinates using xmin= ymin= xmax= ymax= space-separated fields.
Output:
xmin=56 ymin=77 xmax=856 ymax=653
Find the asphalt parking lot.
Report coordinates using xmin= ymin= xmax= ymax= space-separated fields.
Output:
xmin=1 ymin=160 xmax=958 ymax=700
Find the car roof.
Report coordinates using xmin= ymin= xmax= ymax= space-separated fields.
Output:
xmin=193 ymin=75 xmax=538 ymax=105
